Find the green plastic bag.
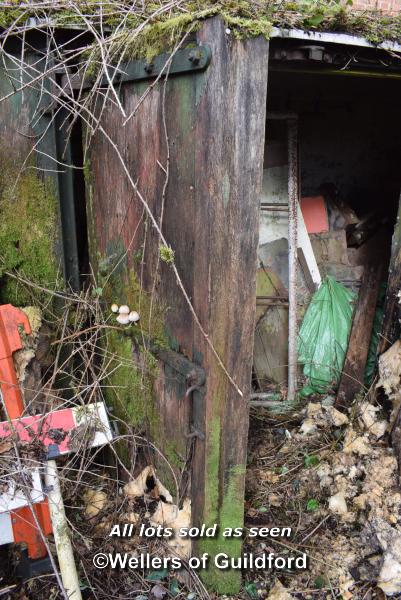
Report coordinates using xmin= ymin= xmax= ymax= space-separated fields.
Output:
xmin=297 ymin=277 xmax=355 ymax=396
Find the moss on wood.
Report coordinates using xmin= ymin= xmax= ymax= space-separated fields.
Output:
xmin=0 ymin=152 xmax=61 ymax=305
xmin=95 ymin=246 xmax=167 ymax=435
xmin=104 ymin=328 xmax=158 ymax=428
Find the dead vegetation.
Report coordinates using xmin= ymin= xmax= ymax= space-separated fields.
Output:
xmin=0 ymin=286 xmax=208 ymax=600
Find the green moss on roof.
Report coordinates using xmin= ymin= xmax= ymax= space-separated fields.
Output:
xmin=0 ymin=1 xmax=400 ymax=52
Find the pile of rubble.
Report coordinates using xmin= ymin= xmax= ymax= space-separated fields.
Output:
xmin=300 ymin=399 xmax=400 ymax=596
xmin=247 ymin=364 xmax=401 ymax=598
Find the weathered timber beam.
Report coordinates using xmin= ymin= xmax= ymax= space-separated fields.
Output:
xmin=83 ymin=17 xmax=269 ymax=595
xmin=378 ymin=196 xmax=401 ymax=354
xmin=336 ymin=263 xmax=382 ymax=408
xmin=192 ymin=18 xmax=269 ymax=594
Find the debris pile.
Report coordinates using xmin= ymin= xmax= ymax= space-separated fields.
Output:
xmin=70 ymin=465 xmax=200 ymax=599
xmin=246 ymin=387 xmax=401 ymax=598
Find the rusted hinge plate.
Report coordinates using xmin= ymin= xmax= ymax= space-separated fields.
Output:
xmin=155 ymin=346 xmax=205 ymax=388
xmin=60 ymin=45 xmax=211 ymax=92
xmin=154 ymin=346 xmax=205 ymax=441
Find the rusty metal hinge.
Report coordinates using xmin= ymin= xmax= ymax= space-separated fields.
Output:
xmin=60 ymin=45 xmax=212 ymax=92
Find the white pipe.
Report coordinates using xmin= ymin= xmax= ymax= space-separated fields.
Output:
xmin=45 ymin=460 xmax=83 ymax=600
xmin=270 ymin=26 xmax=401 ymax=52
xmin=287 ymin=119 xmax=299 ymax=403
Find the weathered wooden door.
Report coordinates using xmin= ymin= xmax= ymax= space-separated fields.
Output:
xmin=85 ymin=17 xmax=269 ymax=593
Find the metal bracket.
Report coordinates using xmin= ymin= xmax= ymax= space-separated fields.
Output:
xmin=155 ymin=347 xmax=205 ymax=385
xmin=148 ymin=344 xmax=206 ymax=442
xmin=60 ymin=45 xmax=212 ymax=92
xmin=185 ymin=374 xmax=205 ymax=441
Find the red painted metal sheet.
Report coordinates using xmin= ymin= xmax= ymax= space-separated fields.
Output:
xmin=12 ymin=503 xmax=52 ymax=559
xmin=300 ymin=195 xmax=329 ymax=234
xmin=0 ymin=305 xmax=32 ymax=419
xmin=0 ymin=409 xmax=77 ymax=455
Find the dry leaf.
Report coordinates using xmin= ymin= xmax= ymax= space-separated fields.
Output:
xmin=0 ymin=439 xmax=12 ymax=454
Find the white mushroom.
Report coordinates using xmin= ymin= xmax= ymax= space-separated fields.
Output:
xmin=128 ymin=311 xmax=140 ymax=323
xmin=116 ymin=314 xmax=130 ymax=325
xmin=111 ymin=303 xmax=119 ymax=313
xmin=118 ymin=305 xmax=130 ymax=315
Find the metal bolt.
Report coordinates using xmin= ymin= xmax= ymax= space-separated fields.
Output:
xmin=185 ymin=427 xmax=205 ymax=441
xmin=188 ymin=50 xmax=201 ymax=65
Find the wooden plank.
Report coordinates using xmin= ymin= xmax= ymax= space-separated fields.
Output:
xmin=298 ymin=248 xmax=316 ymax=293
xmin=297 ymin=203 xmax=321 ymax=291
xmin=253 ymin=307 xmax=289 ymax=385
xmin=336 ymin=263 xmax=382 ymax=408
xmin=192 ymin=19 xmax=268 ymax=593
xmin=378 ymin=194 xmax=401 ymax=353
xmin=85 ymin=17 xmax=269 ymax=594
xmin=86 ymin=72 xmax=196 ymax=474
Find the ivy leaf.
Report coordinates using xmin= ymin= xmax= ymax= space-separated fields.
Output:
xmin=306 ymin=498 xmax=319 ymax=512
xmin=304 ymin=454 xmax=319 ymax=468
xmin=169 ymin=580 xmax=180 ymax=597
xmin=145 ymin=569 xmax=168 ymax=582
xmin=245 ymin=581 xmax=258 ymax=599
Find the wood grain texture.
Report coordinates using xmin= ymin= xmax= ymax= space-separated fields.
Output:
xmin=379 ymin=198 xmax=401 ymax=354
xmin=85 ymin=17 xmax=269 ymax=593
xmin=336 ymin=263 xmax=382 ymax=408
xmin=192 ymin=19 xmax=268 ymax=592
